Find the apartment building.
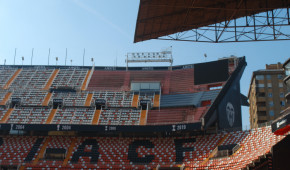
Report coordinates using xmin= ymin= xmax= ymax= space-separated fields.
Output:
xmin=248 ymin=63 xmax=288 ymax=128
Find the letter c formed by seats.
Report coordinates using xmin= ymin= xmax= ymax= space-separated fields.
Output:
xmin=128 ymin=140 xmax=155 ymax=164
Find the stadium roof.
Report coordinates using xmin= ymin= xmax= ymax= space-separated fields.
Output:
xmin=134 ymin=0 xmax=288 ymax=43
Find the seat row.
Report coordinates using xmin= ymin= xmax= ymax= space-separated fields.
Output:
xmin=0 ymin=106 xmax=203 ymax=125
xmin=98 ymin=109 xmax=141 ymax=125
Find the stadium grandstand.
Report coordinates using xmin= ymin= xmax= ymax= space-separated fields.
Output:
xmin=0 ymin=56 xmax=288 ymax=169
xmin=0 ymin=0 xmax=289 ymax=169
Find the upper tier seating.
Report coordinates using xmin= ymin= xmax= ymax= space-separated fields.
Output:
xmin=92 ymin=91 xmax=133 ymax=108
xmin=51 ymin=108 xmax=95 ymax=124
xmin=98 ymin=109 xmax=141 ymax=125
xmin=0 ymin=68 xmax=16 ymax=88
xmin=51 ymin=68 xmax=88 ymax=90
xmin=0 ymin=126 xmax=284 ymax=169
xmin=87 ymin=71 xmax=127 ymax=91
xmin=10 ymin=90 xmax=48 ymax=106
xmin=0 ymin=90 xmax=8 ymax=103
xmin=0 ymin=106 xmax=207 ymax=125
xmin=0 ymin=107 xmax=8 ymax=121
xmin=146 ymin=107 xmax=199 ymax=125
xmin=7 ymin=107 xmax=51 ymax=124
xmin=129 ymin=70 xmax=167 ymax=85
xmin=9 ymin=68 xmax=53 ymax=90
xmin=169 ymin=68 xmax=195 ymax=93
xmin=51 ymin=92 xmax=88 ymax=107
xmin=87 ymin=69 xmax=197 ymax=94
xmin=139 ymin=92 xmax=155 ymax=103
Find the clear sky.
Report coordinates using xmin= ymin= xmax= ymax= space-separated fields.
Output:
xmin=0 ymin=0 xmax=289 ymax=128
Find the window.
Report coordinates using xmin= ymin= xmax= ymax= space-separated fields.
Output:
xmin=279 ymin=83 xmax=283 ymax=88
xmin=256 ymin=75 xmax=264 ymax=80
xmin=257 ymin=84 xmax=265 ymax=88
xmin=269 ymin=101 xmax=274 ymax=107
xmin=267 ymin=83 xmax=272 ymax=88
xmin=286 ymin=69 xmax=290 ymax=76
xmin=268 ymin=93 xmax=272 ymax=97
xmin=277 ymin=74 xmax=283 ymax=79
xmin=266 ymin=75 xmax=271 ymax=80
xmin=281 ymin=101 xmax=285 ymax=106
xmin=269 ymin=110 xmax=274 ymax=117
xmin=280 ymin=92 xmax=284 ymax=98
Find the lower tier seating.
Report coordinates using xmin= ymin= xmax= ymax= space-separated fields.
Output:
xmin=0 ymin=126 xmax=284 ymax=169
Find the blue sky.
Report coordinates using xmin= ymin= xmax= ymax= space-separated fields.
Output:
xmin=0 ymin=0 xmax=289 ymax=128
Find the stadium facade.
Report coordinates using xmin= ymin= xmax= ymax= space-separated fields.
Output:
xmin=0 ymin=56 xmax=287 ymax=169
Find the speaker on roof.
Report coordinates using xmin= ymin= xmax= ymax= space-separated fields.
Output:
xmin=140 ymin=100 xmax=151 ymax=110
xmin=53 ymin=99 xmax=63 ymax=109
xmin=11 ymin=98 xmax=21 ymax=108
xmin=95 ymin=99 xmax=106 ymax=110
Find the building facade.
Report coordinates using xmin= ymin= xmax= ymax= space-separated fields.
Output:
xmin=248 ymin=63 xmax=288 ymax=129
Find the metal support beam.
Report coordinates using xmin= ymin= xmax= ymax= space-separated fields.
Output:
xmin=155 ymin=8 xmax=290 ymax=43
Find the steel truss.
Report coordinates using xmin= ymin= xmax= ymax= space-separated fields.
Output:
xmin=158 ymin=8 xmax=290 ymax=43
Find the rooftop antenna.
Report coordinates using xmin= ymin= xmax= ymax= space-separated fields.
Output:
xmin=83 ymin=48 xmax=85 ymax=66
xmin=48 ymin=48 xmax=50 ymax=65
xmin=65 ymin=48 xmax=67 ymax=66
xmin=116 ymin=50 xmax=118 ymax=67
xmin=31 ymin=48 xmax=34 ymax=65
xmin=14 ymin=48 xmax=17 ymax=65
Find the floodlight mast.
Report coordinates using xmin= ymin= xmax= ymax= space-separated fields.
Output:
xmin=126 ymin=47 xmax=173 ymax=71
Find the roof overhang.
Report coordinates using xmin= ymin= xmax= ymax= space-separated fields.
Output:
xmin=134 ymin=0 xmax=289 ymax=43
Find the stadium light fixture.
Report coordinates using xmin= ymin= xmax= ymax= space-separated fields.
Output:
xmin=48 ymin=48 xmax=50 ymax=65
xmin=31 ymin=48 xmax=34 ymax=65
xmin=22 ymin=56 xmax=24 ymax=66
xmin=65 ymin=48 xmax=67 ymax=66
xmin=91 ymin=57 xmax=94 ymax=66
xmin=4 ymin=59 xmax=6 ymax=65
xmin=83 ymin=48 xmax=85 ymax=67
xmin=13 ymin=48 xmax=17 ymax=65
xmin=56 ymin=57 xmax=58 ymax=66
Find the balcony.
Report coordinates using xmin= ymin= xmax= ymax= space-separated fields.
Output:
xmin=257 ymin=111 xmax=267 ymax=116
xmin=257 ymin=96 xmax=266 ymax=102
xmin=257 ymin=106 xmax=266 ymax=111
xmin=258 ymin=115 xmax=268 ymax=120
xmin=256 ymin=87 xmax=265 ymax=93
